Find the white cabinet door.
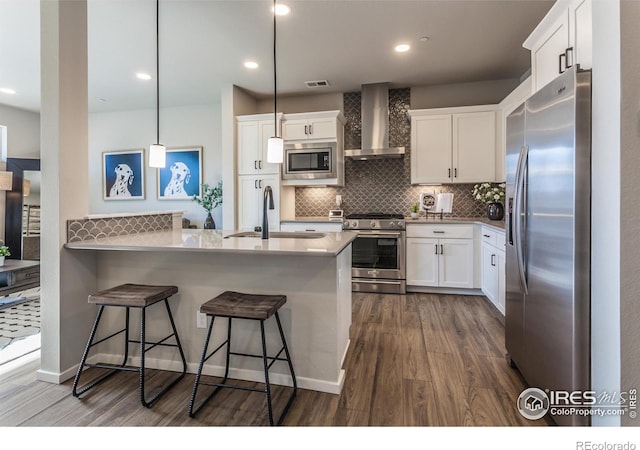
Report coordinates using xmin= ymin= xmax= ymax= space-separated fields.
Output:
xmin=307 ymin=118 xmax=338 ymax=140
xmin=237 ymin=175 xmax=280 ymax=232
xmin=453 ymin=111 xmax=496 ymax=183
xmin=237 ymin=121 xmax=260 ymax=175
xmin=569 ymin=0 xmax=592 ymax=70
xmin=238 ymin=119 xmax=279 ymax=175
xmin=406 ymin=237 xmax=439 ymax=286
xmin=497 ymin=250 xmax=506 ymax=314
xmin=531 ymin=11 xmax=570 ymax=91
xmin=411 ymin=114 xmax=452 ymax=184
xmin=439 ymin=238 xmax=474 ymax=289
xmin=282 ymin=119 xmax=309 ymax=141
xmin=481 ymin=243 xmax=498 ymax=305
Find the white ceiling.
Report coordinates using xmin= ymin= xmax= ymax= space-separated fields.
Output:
xmin=0 ymin=0 xmax=554 ymax=114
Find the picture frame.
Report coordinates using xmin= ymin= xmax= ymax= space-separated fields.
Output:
xmin=157 ymin=146 xmax=203 ymax=200
xmin=102 ymin=149 xmax=145 ymax=200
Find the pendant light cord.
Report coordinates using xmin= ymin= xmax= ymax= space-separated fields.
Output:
xmin=273 ymin=0 xmax=277 ymax=138
xmin=156 ymin=0 xmax=160 ymax=145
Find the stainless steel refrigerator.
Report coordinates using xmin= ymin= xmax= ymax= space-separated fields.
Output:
xmin=505 ymin=66 xmax=591 ymax=426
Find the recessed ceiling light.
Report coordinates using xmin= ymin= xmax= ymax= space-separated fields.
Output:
xmin=0 ymin=88 xmax=16 ymax=95
xmin=98 ymin=98 xmax=107 ymax=103
xmin=273 ymin=3 xmax=290 ymax=16
xmin=136 ymin=73 xmax=152 ymax=80
xmin=419 ymin=36 xmax=430 ymax=42
xmin=394 ymin=44 xmax=411 ymax=53
xmin=244 ymin=61 xmax=259 ymax=69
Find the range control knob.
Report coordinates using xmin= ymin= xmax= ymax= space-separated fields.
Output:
xmin=350 ymin=220 xmax=358 ymax=228
xmin=370 ymin=220 xmax=377 ymax=228
xmin=389 ymin=221 xmax=395 ymax=227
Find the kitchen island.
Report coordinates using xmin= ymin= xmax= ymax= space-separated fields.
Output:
xmin=65 ymin=228 xmax=355 ymax=394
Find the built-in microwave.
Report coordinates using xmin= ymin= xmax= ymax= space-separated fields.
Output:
xmin=283 ymin=142 xmax=337 ymax=180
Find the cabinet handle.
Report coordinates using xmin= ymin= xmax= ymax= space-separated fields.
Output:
xmin=454 ymin=168 xmax=457 ymax=178
xmin=305 ymin=229 xmax=316 ymax=232
xmin=304 ymin=125 xmax=308 ymax=135
xmin=440 ymin=244 xmax=444 ymax=255
xmin=491 ymin=254 xmax=496 ymax=267
xmin=483 ymin=234 xmax=490 ymax=238
xmin=565 ymin=47 xmax=574 ymax=69
xmin=448 ymin=168 xmax=451 ymax=178
xmin=254 ymin=180 xmax=258 ymax=189
xmin=259 ymin=180 xmax=263 ymax=189
xmin=259 ymin=160 xmax=262 ymax=169
xmin=433 ymin=231 xmax=445 ymax=234
xmin=254 ymin=160 xmax=258 ymax=170
xmin=309 ymin=124 xmax=313 ymax=135
xmin=434 ymin=244 xmax=438 ymax=255
xmin=559 ymin=52 xmax=566 ymax=74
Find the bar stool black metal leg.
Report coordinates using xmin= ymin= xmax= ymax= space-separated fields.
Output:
xmin=72 ymin=305 xmax=110 ymax=397
xmin=139 ymin=305 xmax=149 ymax=407
xmin=188 ymin=315 xmax=216 ymax=417
xmin=274 ymin=311 xmax=297 ymax=425
xmin=122 ymin=307 xmax=130 ymax=366
xmin=260 ymin=319 xmax=275 ymax=426
xmin=222 ymin=317 xmax=232 ymax=383
xmin=164 ymin=298 xmax=187 ymax=374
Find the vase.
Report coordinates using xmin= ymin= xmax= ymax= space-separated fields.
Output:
xmin=487 ymin=202 xmax=504 ymax=221
xmin=204 ymin=212 xmax=215 ymax=230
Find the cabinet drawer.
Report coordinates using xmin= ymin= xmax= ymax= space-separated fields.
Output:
xmin=406 ymin=224 xmax=473 ymax=239
xmin=481 ymin=227 xmax=498 ymax=247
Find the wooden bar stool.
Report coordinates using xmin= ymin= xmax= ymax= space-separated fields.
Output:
xmin=188 ymin=291 xmax=297 ymax=426
xmin=72 ymin=283 xmax=187 ymax=408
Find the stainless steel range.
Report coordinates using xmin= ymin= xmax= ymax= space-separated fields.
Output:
xmin=343 ymin=213 xmax=406 ymax=294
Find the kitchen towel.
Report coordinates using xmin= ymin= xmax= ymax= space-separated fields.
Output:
xmin=435 ymin=193 xmax=454 ymax=214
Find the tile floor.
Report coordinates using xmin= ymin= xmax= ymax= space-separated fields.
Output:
xmin=0 ymin=288 xmax=41 ymax=366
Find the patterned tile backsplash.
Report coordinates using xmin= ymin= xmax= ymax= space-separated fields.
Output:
xmin=295 ymin=88 xmax=493 ymax=218
xmin=67 ymin=213 xmax=173 ymax=242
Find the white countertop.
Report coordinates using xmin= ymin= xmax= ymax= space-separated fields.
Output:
xmin=65 ymin=229 xmax=357 ymax=257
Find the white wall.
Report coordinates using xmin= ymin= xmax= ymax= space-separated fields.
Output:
xmin=88 ymin=103 xmax=222 ymax=228
xmin=591 ymin=0 xmax=621 ymax=426
xmin=0 ymin=104 xmax=40 ymax=159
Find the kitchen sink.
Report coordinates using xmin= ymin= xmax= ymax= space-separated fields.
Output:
xmin=224 ymin=231 xmax=327 ymax=239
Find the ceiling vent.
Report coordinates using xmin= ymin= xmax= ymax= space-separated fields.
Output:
xmin=304 ymin=80 xmax=330 ymax=88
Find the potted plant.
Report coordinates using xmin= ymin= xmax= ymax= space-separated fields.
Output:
xmin=472 ymin=182 xmax=506 ymax=220
xmin=192 ymin=181 xmax=223 ymax=229
xmin=0 ymin=245 xmax=10 ymax=266
xmin=410 ymin=203 xmax=420 ymax=220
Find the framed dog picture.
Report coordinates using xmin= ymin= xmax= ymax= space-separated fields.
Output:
xmin=157 ymin=146 xmax=203 ymax=200
xmin=102 ymin=149 xmax=145 ymax=200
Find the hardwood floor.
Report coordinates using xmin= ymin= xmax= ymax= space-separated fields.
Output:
xmin=0 ymin=293 xmax=547 ymax=427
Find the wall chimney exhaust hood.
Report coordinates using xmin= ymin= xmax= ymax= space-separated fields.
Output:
xmin=345 ymin=83 xmax=405 ymax=159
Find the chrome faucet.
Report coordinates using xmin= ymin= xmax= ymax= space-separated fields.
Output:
xmin=261 ymin=185 xmax=275 ymax=240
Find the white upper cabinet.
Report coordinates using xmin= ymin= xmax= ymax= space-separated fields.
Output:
xmin=524 ymin=0 xmax=592 ymax=93
xmin=410 ymin=106 xmax=497 ymax=184
xmin=282 ymin=111 xmax=343 ymax=141
xmin=237 ymin=113 xmax=282 ymax=175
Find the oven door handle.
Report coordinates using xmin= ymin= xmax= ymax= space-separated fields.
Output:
xmin=353 ymin=231 xmax=403 ymax=238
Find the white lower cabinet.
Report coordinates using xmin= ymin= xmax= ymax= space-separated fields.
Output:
xmin=237 ymin=174 xmax=280 ymax=232
xmin=406 ymin=224 xmax=474 ymax=289
xmin=480 ymin=226 xmax=506 ymax=314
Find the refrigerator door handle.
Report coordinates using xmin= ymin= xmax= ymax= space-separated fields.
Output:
xmin=513 ymin=144 xmax=529 ymax=294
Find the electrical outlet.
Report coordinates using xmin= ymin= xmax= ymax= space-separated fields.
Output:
xmin=197 ymin=311 xmax=207 ymax=329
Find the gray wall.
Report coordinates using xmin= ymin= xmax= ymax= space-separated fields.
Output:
xmin=411 ymin=78 xmax=520 ymax=109
xmin=620 ymin=0 xmax=640 ymax=427
xmin=256 ymin=92 xmax=343 ymax=115
xmin=0 ymin=104 xmax=40 ymax=159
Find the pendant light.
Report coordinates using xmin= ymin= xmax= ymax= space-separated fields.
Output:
xmin=266 ymin=0 xmax=283 ymax=163
xmin=149 ymin=0 xmax=166 ymax=168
